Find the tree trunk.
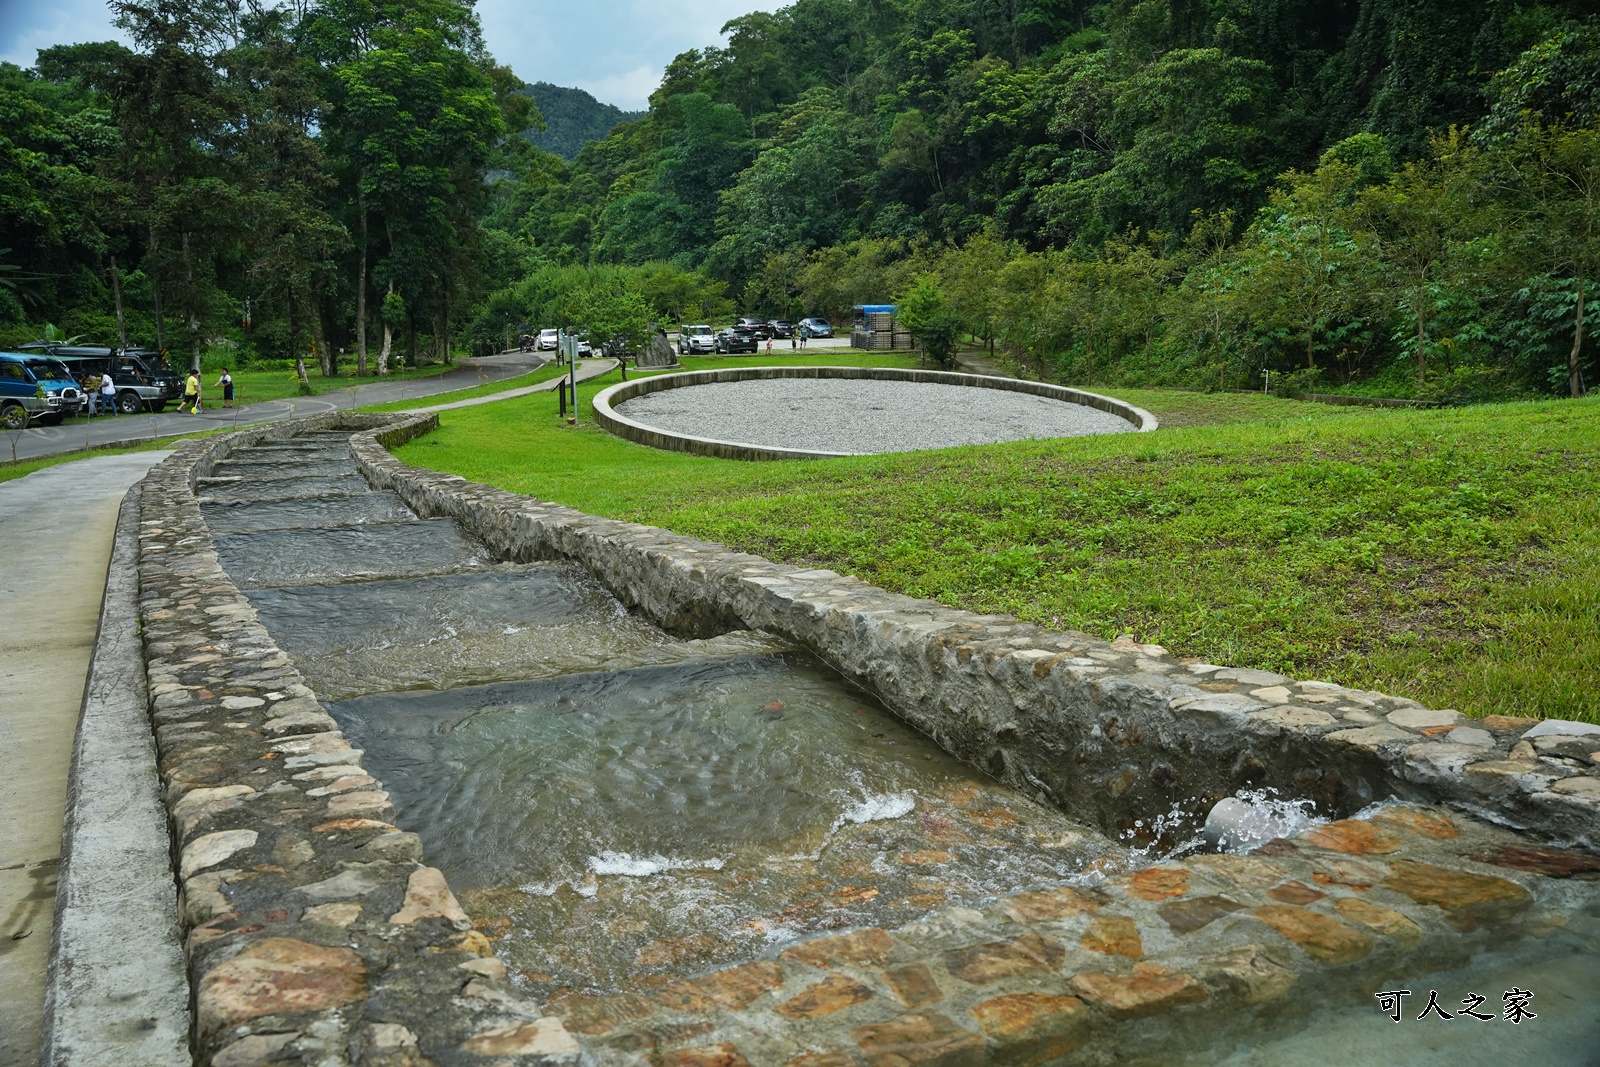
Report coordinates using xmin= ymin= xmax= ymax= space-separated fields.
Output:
xmin=313 ymin=311 xmax=331 ymax=376
xmin=356 ymin=189 xmax=368 ymax=376
xmin=149 ymin=225 xmax=164 ymax=352
xmin=290 ymin=304 xmax=311 ymax=393
xmin=110 ymin=255 xmax=128 ymax=349
xmin=1306 ymin=323 xmax=1316 ymax=370
xmin=181 ymin=231 xmax=200 ymax=373
xmin=1415 ymin=297 xmax=1427 ymax=385
xmin=377 ymin=280 xmax=393 ymax=376
xmin=1571 ymin=273 xmax=1588 ymax=398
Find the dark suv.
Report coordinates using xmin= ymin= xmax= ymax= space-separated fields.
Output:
xmin=735 ymin=317 xmax=772 ymax=340
xmin=22 ymin=345 xmax=185 ymax=413
xmin=715 ymin=327 xmax=759 ymax=354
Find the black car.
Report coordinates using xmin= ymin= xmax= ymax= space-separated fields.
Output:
xmin=767 ymin=320 xmax=795 ymax=339
xmin=716 ymin=327 xmax=758 ymax=354
xmin=735 ymin=317 xmax=772 ymax=340
xmin=20 ymin=344 xmax=184 ymax=413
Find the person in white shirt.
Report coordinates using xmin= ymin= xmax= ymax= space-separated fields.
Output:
xmin=99 ymin=372 xmax=116 ymax=415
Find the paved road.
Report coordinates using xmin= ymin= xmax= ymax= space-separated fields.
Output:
xmin=0 ymin=451 xmax=174 ymax=1067
xmin=8 ymin=352 xmax=548 ymax=462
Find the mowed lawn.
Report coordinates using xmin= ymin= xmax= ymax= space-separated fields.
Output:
xmin=391 ymin=371 xmax=1600 ymax=723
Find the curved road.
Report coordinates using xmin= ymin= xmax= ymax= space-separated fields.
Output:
xmin=7 ymin=352 xmax=549 ymax=463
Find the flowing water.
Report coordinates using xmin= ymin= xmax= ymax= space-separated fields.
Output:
xmin=201 ymin=432 xmax=1125 ymax=996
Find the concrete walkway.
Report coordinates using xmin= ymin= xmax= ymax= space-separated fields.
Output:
xmin=0 ymin=451 xmax=173 ymax=1067
xmin=9 ymin=352 xmax=547 ymax=462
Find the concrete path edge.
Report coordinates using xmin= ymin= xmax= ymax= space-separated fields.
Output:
xmin=39 ymin=482 xmax=191 ymax=1067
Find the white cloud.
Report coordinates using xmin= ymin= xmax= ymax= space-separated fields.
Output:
xmin=0 ymin=0 xmax=127 ymax=67
xmin=476 ymin=0 xmax=785 ymax=109
xmin=0 ymin=0 xmax=783 ymax=111
xmin=572 ymin=64 xmax=659 ymax=113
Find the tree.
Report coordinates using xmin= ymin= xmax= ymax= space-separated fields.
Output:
xmin=1359 ymin=131 xmax=1481 ymax=385
xmin=1495 ymin=123 xmax=1600 ymax=397
xmin=895 ymin=275 xmax=960 ymax=368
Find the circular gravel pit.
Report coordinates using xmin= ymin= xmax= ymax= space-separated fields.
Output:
xmin=601 ymin=369 xmax=1151 ymax=458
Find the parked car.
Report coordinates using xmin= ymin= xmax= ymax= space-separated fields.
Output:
xmin=22 ymin=345 xmax=184 ymax=413
xmin=576 ymin=335 xmax=594 ymax=359
xmin=678 ymin=325 xmax=716 ymax=355
xmin=537 ymin=328 xmax=559 ymax=351
xmin=799 ymin=317 xmax=833 ymax=338
xmin=0 ymin=351 xmax=86 ymax=427
xmin=767 ymin=320 xmax=794 ymax=339
xmin=715 ymin=327 xmax=758 ymax=354
xmin=736 ymin=317 xmax=772 ymax=340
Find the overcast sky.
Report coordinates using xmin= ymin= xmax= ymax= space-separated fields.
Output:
xmin=0 ymin=0 xmax=780 ymax=109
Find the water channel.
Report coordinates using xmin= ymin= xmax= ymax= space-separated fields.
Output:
xmin=199 ymin=431 xmax=1128 ymax=998
xmin=193 ymin=429 xmax=1600 ymax=1063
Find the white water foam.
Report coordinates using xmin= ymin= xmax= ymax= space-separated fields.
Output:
xmin=840 ymin=793 xmax=915 ymax=825
xmin=587 ymin=851 xmax=727 ymax=877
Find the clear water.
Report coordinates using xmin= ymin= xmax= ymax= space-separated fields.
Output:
xmin=214 ymin=521 xmax=485 ymax=588
xmin=1206 ymin=928 xmax=1600 ymax=1067
xmin=246 ymin=567 xmax=789 ymax=700
xmin=200 ymin=493 xmax=417 ymax=534
xmin=192 ymin=433 xmax=1123 ymax=993
xmin=200 ymin=473 xmax=373 ymax=502
xmin=327 ymin=654 xmax=1119 ymax=995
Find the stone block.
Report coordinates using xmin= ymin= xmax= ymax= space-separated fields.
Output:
xmin=1250 ymin=905 xmax=1372 ymax=965
xmin=942 ymin=933 xmax=1065 ymax=984
xmin=1066 ymin=963 xmax=1207 ymax=1018
xmin=971 ymin=993 xmax=1088 ymax=1067
xmin=851 ymin=1012 xmax=986 ymax=1067
xmin=196 ymin=937 xmax=367 ymax=1033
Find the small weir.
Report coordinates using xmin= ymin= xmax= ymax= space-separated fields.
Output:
xmin=200 ymin=431 xmax=1128 ymax=998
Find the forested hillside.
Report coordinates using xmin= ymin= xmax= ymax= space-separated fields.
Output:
xmin=3 ymin=0 xmax=1598 ymax=399
xmin=477 ymin=0 xmax=1600 ymax=400
xmin=520 ymin=82 xmax=643 ymax=160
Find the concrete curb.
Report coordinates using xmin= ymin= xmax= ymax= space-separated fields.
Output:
xmin=39 ymin=482 xmax=190 ymax=1067
xmin=592 ymin=365 xmax=1159 ymax=460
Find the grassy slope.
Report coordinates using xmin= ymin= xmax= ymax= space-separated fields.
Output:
xmin=394 ymin=376 xmax=1600 ymax=723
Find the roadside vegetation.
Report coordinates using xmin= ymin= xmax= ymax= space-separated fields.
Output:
xmin=394 ymin=386 xmax=1600 ymax=723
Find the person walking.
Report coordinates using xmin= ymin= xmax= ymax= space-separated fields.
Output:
xmin=179 ymin=369 xmax=201 ymax=413
xmin=215 ymin=369 xmax=234 ymax=408
xmin=99 ymin=370 xmax=116 ymax=415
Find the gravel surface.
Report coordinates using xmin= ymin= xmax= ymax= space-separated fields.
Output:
xmin=616 ymin=378 xmax=1136 ymax=453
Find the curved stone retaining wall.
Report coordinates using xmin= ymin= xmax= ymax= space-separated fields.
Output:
xmin=128 ymin=411 xmax=1600 ymax=1067
xmin=590 ymin=366 xmax=1158 ymax=460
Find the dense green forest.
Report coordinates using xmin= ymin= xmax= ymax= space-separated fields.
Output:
xmin=3 ymin=0 xmax=1599 ymax=398
xmin=519 ymin=82 xmax=642 ymax=160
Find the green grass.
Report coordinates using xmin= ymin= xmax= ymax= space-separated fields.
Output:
xmin=216 ymin=362 xmax=465 ymax=405
xmin=393 ymin=377 xmax=1600 ymax=723
xmin=356 ymin=363 xmax=572 ymax=413
xmin=0 ymin=431 xmax=219 ymax=485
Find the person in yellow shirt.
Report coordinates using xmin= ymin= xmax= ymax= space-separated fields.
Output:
xmin=178 ymin=371 xmax=202 ymax=413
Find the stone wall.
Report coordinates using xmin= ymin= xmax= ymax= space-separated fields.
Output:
xmin=589 ymin=366 xmax=1158 ymax=460
xmin=128 ymin=411 xmax=1600 ymax=1066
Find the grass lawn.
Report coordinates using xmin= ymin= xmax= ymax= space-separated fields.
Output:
xmin=392 ymin=369 xmax=1600 ymax=723
xmin=217 ymin=362 xmax=465 ymax=406
xmin=0 ymin=431 xmax=219 ymax=486
xmin=357 ymin=363 xmax=571 ymax=413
